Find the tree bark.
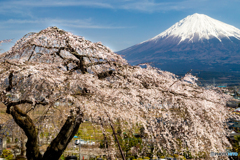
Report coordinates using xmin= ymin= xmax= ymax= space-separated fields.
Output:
xmin=42 ymin=111 xmax=83 ymax=160
xmin=8 ymin=105 xmax=42 ymax=160
xmin=7 ymin=101 xmax=84 ymax=160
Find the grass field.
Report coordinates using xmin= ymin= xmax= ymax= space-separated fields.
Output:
xmin=74 ymin=121 xmax=141 ymax=142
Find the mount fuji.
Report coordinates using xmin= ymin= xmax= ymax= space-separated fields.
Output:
xmin=117 ymin=13 xmax=240 ymax=74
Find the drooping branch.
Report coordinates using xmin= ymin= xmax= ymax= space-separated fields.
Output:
xmin=106 ymin=115 xmax=126 ymax=160
xmin=0 ymin=39 xmax=12 ymax=44
xmin=99 ymin=117 xmax=111 ymax=160
xmin=28 ymin=45 xmax=36 ymax=61
xmin=42 ymin=109 xmax=83 ymax=160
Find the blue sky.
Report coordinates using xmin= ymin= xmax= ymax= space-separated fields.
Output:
xmin=1 ymin=0 xmax=240 ymax=52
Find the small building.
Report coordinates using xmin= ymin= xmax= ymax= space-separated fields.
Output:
xmin=232 ymin=121 xmax=240 ymax=129
xmin=228 ymin=131 xmax=240 ymax=140
xmin=0 ymin=135 xmax=7 ymax=156
xmin=0 ymin=124 xmax=7 ymax=156
xmin=226 ymin=119 xmax=240 ymax=130
xmin=227 ymin=100 xmax=240 ymax=108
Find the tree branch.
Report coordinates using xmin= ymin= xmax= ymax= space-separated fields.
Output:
xmin=28 ymin=45 xmax=36 ymax=61
xmin=6 ymin=71 xmax=14 ymax=92
xmin=97 ymin=70 xmax=114 ymax=79
xmin=99 ymin=117 xmax=112 ymax=160
xmin=6 ymin=100 xmax=48 ymax=114
xmin=105 ymin=114 xmax=126 ymax=160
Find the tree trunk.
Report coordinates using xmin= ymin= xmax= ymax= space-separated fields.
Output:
xmin=8 ymin=105 xmax=42 ymax=160
xmin=42 ymin=112 xmax=83 ymax=160
xmin=7 ymin=102 xmax=83 ymax=160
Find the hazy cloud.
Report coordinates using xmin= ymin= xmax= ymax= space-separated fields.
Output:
xmin=0 ymin=18 xmax=131 ymax=29
xmin=0 ymin=0 xmax=214 ymax=13
xmin=119 ymin=1 xmax=187 ymax=12
xmin=0 ymin=0 xmax=113 ymax=8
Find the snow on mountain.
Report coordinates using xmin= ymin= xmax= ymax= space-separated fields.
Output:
xmin=143 ymin=13 xmax=240 ymax=44
xmin=117 ymin=13 xmax=240 ymax=74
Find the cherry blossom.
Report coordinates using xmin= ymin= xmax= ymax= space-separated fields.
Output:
xmin=0 ymin=27 xmax=237 ymax=160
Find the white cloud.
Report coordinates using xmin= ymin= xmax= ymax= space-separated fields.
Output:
xmin=0 ymin=0 xmax=113 ymax=8
xmin=0 ymin=0 xmax=206 ymax=13
xmin=119 ymin=1 xmax=186 ymax=12
xmin=0 ymin=18 xmax=131 ymax=29
xmin=2 ymin=0 xmax=235 ymax=15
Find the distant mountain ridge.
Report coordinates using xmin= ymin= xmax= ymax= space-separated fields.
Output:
xmin=117 ymin=13 xmax=240 ymax=74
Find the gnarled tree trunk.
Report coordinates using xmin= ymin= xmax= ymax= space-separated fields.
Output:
xmin=7 ymin=102 xmax=83 ymax=160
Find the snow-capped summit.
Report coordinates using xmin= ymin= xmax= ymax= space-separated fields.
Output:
xmin=117 ymin=13 xmax=240 ymax=74
xmin=145 ymin=13 xmax=240 ymax=44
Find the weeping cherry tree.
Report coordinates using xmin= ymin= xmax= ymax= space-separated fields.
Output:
xmin=0 ymin=27 xmax=238 ymax=160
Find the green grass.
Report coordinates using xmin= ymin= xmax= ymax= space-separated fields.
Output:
xmin=74 ymin=121 xmax=142 ymax=142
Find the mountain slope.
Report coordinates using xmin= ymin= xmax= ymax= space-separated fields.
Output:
xmin=147 ymin=13 xmax=240 ymax=43
xmin=117 ymin=13 xmax=240 ymax=73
